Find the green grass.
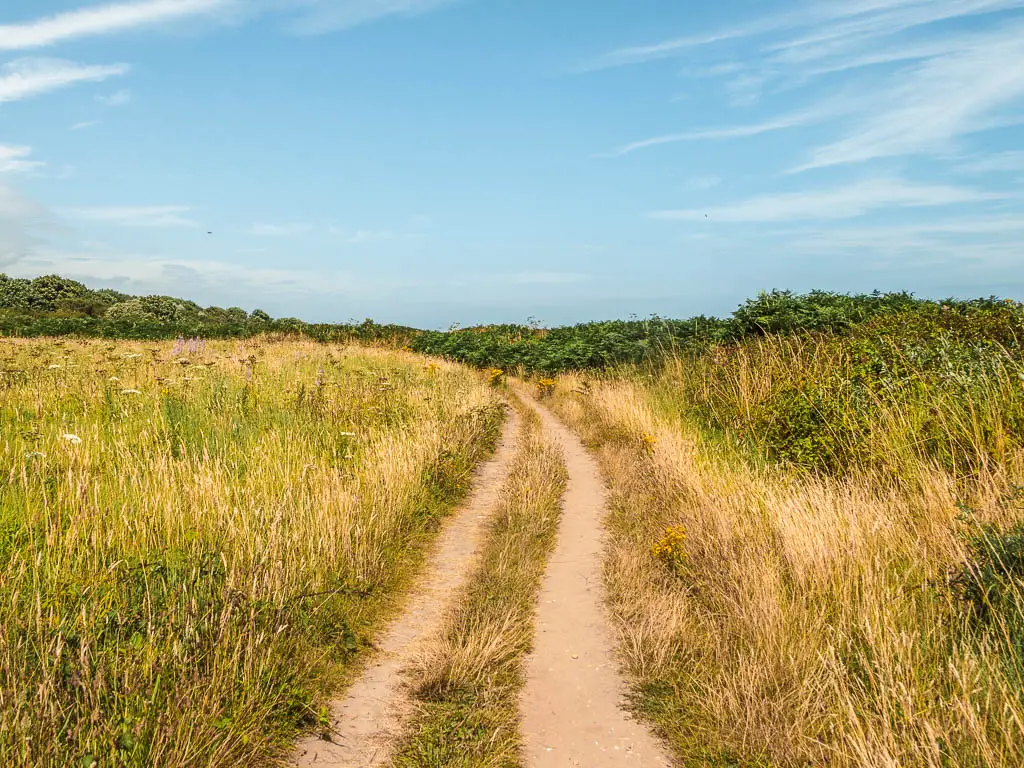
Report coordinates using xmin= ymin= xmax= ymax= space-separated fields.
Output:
xmin=0 ymin=338 xmax=503 ymax=767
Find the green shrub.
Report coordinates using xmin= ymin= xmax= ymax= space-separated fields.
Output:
xmin=951 ymin=522 xmax=1024 ymax=681
xmin=952 ymin=522 xmax=1024 ymax=625
xmin=731 ymin=289 xmax=920 ymax=337
xmin=749 ymin=379 xmax=868 ymax=473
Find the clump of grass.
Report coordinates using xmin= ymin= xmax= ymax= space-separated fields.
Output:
xmin=394 ymin=403 xmax=567 ymax=768
xmin=0 ymin=338 xmax=503 ymax=767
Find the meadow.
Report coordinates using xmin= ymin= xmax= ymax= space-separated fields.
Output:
xmin=544 ymin=303 xmax=1024 ymax=767
xmin=0 ymin=338 xmax=503 ymax=767
xmin=4 ymin=281 xmax=1024 ymax=768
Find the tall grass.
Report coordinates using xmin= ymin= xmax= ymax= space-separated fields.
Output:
xmin=0 ymin=338 xmax=503 ymax=767
xmin=548 ymin=329 xmax=1024 ymax=767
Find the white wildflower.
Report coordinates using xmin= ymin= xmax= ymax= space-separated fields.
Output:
xmin=62 ymin=433 xmax=82 ymax=445
xmin=339 ymin=432 xmax=357 ymax=437
xmin=109 ymin=376 xmax=120 ymax=383
xmin=47 ymin=364 xmax=61 ymax=370
xmin=121 ymin=389 xmax=142 ymax=395
xmin=25 ymin=451 xmax=45 ymax=459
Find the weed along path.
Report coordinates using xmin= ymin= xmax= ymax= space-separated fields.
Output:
xmin=292 ymin=407 xmax=520 ymax=768
xmin=520 ymin=394 xmax=671 ymax=767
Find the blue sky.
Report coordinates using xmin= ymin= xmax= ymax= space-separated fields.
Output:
xmin=1 ymin=0 xmax=1023 ymax=326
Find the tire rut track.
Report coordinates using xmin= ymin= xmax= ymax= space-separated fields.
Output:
xmin=520 ymin=395 xmax=671 ymax=767
xmin=291 ymin=407 xmax=520 ymax=767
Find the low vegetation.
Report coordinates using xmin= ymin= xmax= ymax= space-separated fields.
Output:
xmin=412 ymin=291 xmax=1021 ymax=373
xmin=0 ymin=338 xmax=502 ymax=767
xmin=544 ymin=304 xmax=1024 ymax=766
xmin=10 ymin=274 xmax=1019 ymax=376
xmin=0 ymin=274 xmax=415 ymax=344
xmin=6 ymin=273 xmax=1024 ymax=766
xmin=395 ymin=401 xmax=567 ymax=768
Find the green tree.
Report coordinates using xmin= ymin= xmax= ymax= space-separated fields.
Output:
xmin=225 ymin=307 xmax=248 ymax=325
xmin=139 ymin=295 xmax=198 ymax=322
xmin=104 ymin=299 xmax=156 ymax=322
xmin=55 ymin=296 xmax=110 ymax=318
xmin=0 ymin=274 xmax=32 ymax=310
xmin=26 ymin=275 xmax=88 ymax=313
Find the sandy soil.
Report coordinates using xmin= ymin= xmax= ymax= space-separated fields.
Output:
xmin=519 ymin=397 xmax=671 ymax=767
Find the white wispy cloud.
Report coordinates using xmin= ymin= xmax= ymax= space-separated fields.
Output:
xmin=597 ymin=1 xmax=1024 ymax=170
xmin=66 ymin=205 xmax=197 ymax=228
xmin=957 ymin=151 xmax=1024 ymax=173
xmin=585 ymin=0 xmax=1024 ymax=71
xmin=687 ymin=175 xmax=722 ymax=190
xmin=579 ymin=27 xmax=761 ymax=71
xmin=250 ymin=223 xmax=409 ymax=241
xmin=7 ymin=250 xmax=416 ymax=305
xmin=608 ymin=109 xmax=829 ymax=156
xmin=0 ymin=184 xmax=45 ymax=220
xmin=778 ymin=214 xmax=1024 ymax=268
xmin=97 ymin=88 xmax=132 ymax=106
xmin=501 ymin=272 xmax=591 ymax=285
xmin=283 ymin=0 xmax=463 ymax=35
xmin=0 ymin=58 xmax=128 ymax=102
xmin=70 ymin=120 xmax=102 ymax=131
xmin=650 ymin=178 xmax=1001 ymax=222
xmin=0 ymin=0 xmax=463 ymax=51
xmin=0 ymin=184 xmax=48 ymax=266
xmin=0 ymin=145 xmax=44 ymax=173
xmin=788 ymin=214 xmax=1024 ymax=241
xmin=766 ymin=0 xmax=1024 ymax=65
xmin=339 ymin=228 xmax=396 ymax=243
xmin=798 ymin=23 xmax=1024 ymax=169
xmin=250 ymin=222 xmax=313 ymax=236
xmin=0 ymin=0 xmax=230 ymax=50
xmin=794 ymin=33 xmax=984 ymax=79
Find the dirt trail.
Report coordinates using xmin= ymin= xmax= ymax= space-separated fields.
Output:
xmin=292 ymin=407 xmax=519 ymax=767
xmin=520 ymin=396 xmax=671 ymax=767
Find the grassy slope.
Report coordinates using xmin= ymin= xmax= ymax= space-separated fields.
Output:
xmin=394 ymin=394 xmax=567 ymax=768
xmin=0 ymin=338 xmax=503 ymax=768
xmin=546 ymin=346 xmax=1024 ymax=767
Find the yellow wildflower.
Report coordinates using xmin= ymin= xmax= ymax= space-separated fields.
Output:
xmin=536 ymin=378 xmax=557 ymax=398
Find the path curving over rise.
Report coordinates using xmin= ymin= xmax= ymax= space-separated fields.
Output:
xmin=291 ymin=407 xmax=520 ymax=767
xmin=520 ymin=395 xmax=671 ymax=767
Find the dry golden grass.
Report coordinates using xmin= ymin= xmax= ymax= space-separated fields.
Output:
xmin=548 ymin=369 xmax=1024 ymax=768
xmin=395 ymin=399 xmax=567 ymax=768
xmin=0 ymin=337 xmax=503 ymax=767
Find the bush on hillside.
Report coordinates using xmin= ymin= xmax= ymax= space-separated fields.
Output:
xmin=749 ymin=378 xmax=869 ymax=473
xmin=951 ymin=521 xmax=1024 ymax=677
xmin=731 ymin=289 xmax=921 ymax=337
